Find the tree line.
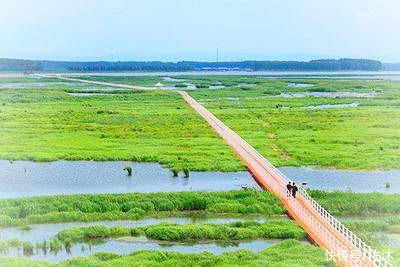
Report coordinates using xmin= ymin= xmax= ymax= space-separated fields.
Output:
xmin=0 ymin=58 xmax=383 ymax=72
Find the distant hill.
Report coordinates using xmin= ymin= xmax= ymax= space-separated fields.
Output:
xmin=0 ymin=58 xmax=383 ymax=72
xmin=383 ymin=63 xmax=400 ymax=71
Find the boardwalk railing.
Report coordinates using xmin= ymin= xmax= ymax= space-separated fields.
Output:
xmin=235 ymin=135 xmax=390 ymax=267
xmin=179 ymin=91 xmax=392 ymax=267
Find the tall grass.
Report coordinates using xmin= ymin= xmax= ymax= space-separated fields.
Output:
xmin=309 ymin=190 xmax=400 ymax=216
xmin=0 ymin=190 xmax=399 ymax=227
xmin=57 ymin=225 xmax=135 ymax=245
xmin=123 ymin=166 xmax=133 ymax=176
xmin=144 ymin=221 xmax=305 ymax=241
xmin=55 ymin=221 xmax=304 ymax=245
xmin=0 ymin=191 xmax=285 ymax=227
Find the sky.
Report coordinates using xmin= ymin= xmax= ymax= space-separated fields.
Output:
xmin=0 ymin=0 xmax=399 ymax=62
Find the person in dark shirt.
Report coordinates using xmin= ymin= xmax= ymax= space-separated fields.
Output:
xmin=292 ymin=183 xmax=298 ymax=198
xmin=286 ymin=182 xmax=292 ymax=197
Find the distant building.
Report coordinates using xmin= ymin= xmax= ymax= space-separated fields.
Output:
xmin=155 ymin=82 xmax=164 ymax=87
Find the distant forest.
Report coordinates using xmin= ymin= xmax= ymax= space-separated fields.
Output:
xmin=0 ymin=58 xmax=388 ymax=72
xmin=383 ymin=63 xmax=400 ymax=71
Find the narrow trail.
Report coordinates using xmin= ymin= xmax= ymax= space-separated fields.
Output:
xmin=48 ymin=75 xmax=390 ymax=267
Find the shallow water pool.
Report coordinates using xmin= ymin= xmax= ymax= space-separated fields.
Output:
xmin=0 ymin=215 xmax=278 ymax=242
xmin=1 ymin=238 xmax=298 ymax=262
xmin=1 ymin=161 xmax=399 ymax=198
xmin=0 ymin=160 xmax=258 ymax=198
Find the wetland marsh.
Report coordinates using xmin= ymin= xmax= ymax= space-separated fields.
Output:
xmin=0 ymin=74 xmax=399 ymax=266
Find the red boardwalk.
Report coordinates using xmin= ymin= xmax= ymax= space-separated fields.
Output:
xmin=179 ymin=91 xmax=391 ymax=267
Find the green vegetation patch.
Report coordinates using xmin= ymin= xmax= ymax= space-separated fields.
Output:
xmin=143 ymin=220 xmax=305 ymax=241
xmin=0 ymin=191 xmax=285 ymax=227
xmin=310 ymin=190 xmax=400 ymax=216
xmin=1 ymin=190 xmax=399 ymax=227
xmin=55 ymin=220 xmax=305 ymax=245
xmin=0 ymin=240 xmax=333 ymax=267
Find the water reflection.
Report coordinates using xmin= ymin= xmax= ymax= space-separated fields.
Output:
xmin=283 ymin=166 xmax=400 ymax=194
xmin=0 ymin=238 xmax=293 ymax=262
xmin=1 ymin=161 xmax=399 ymax=198
xmin=0 ymin=160 xmax=258 ymax=198
xmin=0 ymin=215 xmax=277 ymax=243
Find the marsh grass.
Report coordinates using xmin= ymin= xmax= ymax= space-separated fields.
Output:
xmin=22 ymin=241 xmax=34 ymax=255
xmin=0 ymin=239 xmax=333 ymax=266
xmin=0 ymin=191 xmax=285 ymax=227
xmin=18 ymin=225 xmax=32 ymax=231
xmin=171 ymin=168 xmax=179 ymax=177
xmin=0 ymin=85 xmax=243 ymax=171
xmin=123 ymin=166 xmax=133 ymax=176
xmin=0 ymin=191 xmax=399 ymax=228
xmin=57 ymin=225 xmax=134 ymax=245
xmin=143 ymin=221 xmax=305 ymax=241
xmin=54 ymin=220 xmax=305 ymax=245
xmin=309 ymin=190 xmax=400 ymax=216
xmin=0 ymin=238 xmax=63 ymax=256
xmin=1 ymin=76 xmax=399 ymax=171
xmin=183 ymin=168 xmax=190 ymax=178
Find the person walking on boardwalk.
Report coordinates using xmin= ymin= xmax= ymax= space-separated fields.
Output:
xmin=286 ymin=182 xmax=292 ymax=197
xmin=292 ymin=183 xmax=298 ymax=198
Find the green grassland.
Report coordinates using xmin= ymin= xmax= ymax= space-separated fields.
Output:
xmin=2 ymin=75 xmax=399 ymax=170
xmin=0 ymin=191 xmax=284 ymax=227
xmin=187 ymin=78 xmax=400 ymax=170
xmin=0 ymin=84 xmax=243 ymax=171
xmin=0 ymin=77 xmax=61 ymax=83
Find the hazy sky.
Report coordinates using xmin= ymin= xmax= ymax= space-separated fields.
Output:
xmin=1 ymin=0 xmax=399 ymax=62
